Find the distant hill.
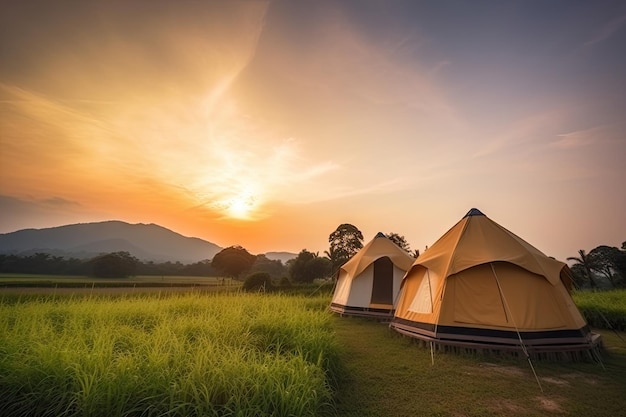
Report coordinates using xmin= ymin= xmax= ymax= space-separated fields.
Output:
xmin=0 ymin=221 xmax=300 ymax=264
xmin=264 ymin=251 xmax=298 ymax=264
xmin=0 ymin=221 xmax=222 ymax=263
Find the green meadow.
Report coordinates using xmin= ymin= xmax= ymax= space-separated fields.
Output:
xmin=572 ymin=289 xmax=626 ymax=331
xmin=0 ymin=291 xmax=338 ymax=417
xmin=0 ymin=283 xmax=625 ymax=416
xmin=0 ymin=274 xmax=237 ymax=288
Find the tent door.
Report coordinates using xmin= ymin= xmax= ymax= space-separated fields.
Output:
xmin=371 ymin=257 xmax=393 ymax=305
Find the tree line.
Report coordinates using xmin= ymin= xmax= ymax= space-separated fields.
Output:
xmin=4 ymin=224 xmax=620 ymax=291
xmin=0 ymin=252 xmax=218 ymax=278
xmin=0 ymin=224 xmax=410 ymax=284
xmin=567 ymin=242 xmax=626 ymax=289
xmin=211 ymin=225 xmax=415 ymax=286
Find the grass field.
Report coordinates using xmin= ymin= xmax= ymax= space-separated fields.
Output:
xmin=0 ymin=273 xmax=238 ymax=287
xmin=0 ymin=292 xmax=339 ymax=417
xmin=0 ymin=274 xmax=241 ymax=296
xmin=1 ymin=280 xmax=625 ymax=416
xmin=573 ymin=289 xmax=626 ymax=331
xmin=332 ymin=318 xmax=626 ymax=417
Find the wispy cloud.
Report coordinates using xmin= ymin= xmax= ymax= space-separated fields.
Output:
xmin=551 ymin=123 xmax=623 ymax=149
xmin=470 ymin=108 xmax=568 ymax=159
xmin=40 ymin=197 xmax=81 ymax=207
xmin=583 ymin=14 xmax=626 ymax=47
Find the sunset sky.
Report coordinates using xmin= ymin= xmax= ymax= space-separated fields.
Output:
xmin=1 ymin=0 xmax=625 ymax=261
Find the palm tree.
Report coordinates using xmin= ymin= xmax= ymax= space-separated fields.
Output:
xmin=567 ymin=249 xmax=598 ymax=289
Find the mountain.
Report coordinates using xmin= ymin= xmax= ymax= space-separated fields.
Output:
xmin=264 ymin=251 xmax=298 ymax=264
xmin=0 ymin=221 xmax=223 ymax=263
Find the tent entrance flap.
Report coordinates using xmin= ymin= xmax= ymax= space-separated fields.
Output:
xmin=371 ymin=257 xmax=394 ymax=305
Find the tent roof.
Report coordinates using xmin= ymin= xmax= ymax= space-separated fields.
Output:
xmin=340 ymin=233 xmax=415 ymax=278
xmin=410 ymin=208 xmax=565 ymax=285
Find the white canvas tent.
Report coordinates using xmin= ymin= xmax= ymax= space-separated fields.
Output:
xmin=330 ymin=232 xmax=415 ymax=318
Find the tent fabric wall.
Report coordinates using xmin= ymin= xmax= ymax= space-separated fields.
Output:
xmin=391 ymin=208 xmax=599 ymax=353
xmin=330 ymin=233 xmax=414 ymax=318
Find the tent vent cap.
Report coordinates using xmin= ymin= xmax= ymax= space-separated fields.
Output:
xmin=464 ymin=208 xmax=485 ymax=218
xmin=374 ymin=232 xmax=386 ymax=238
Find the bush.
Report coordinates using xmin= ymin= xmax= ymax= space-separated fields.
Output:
xmin=278 ymin=276 xmax=292 ymax=288
xmin=242 ymin=272 xmax=274 ymax=292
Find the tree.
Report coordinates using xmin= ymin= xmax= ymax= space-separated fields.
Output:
xmin=306 ymin=256 xmax=332 ymax=281
xmin=327 ymin=224 xmax=363 ymax=272
xmin=386 ymin=232 xmax=412 ymax=253
xmin=615 ymin=242 xmax=626 ymax=285
xmin=249 ymin=255 xmax=287 ymax=280
xmin=183 ymin=259 xmax=217 ymax=276
xmin=91 ymin=251 xmax=138 ymax=278
xmin=569 ymin=264 xmax=588 ymax=289
xmin=588 ymin=246 xmax=621 ymax=288
xmin=567 ymin=249 xmax=598 ymax=289
xmin=289 ymin=250 xmax=332 ymax=283
xmin=211 ymin=245 xmax=256 ymax=279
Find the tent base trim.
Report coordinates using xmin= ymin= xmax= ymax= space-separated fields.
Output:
xmin=329 ymin=302 xmax=394 ymax=318
xmin=390 ymin=320 xmax=603 ymax=359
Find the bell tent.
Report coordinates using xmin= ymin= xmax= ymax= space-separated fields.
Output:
xmin=330 ymin=232 xmax=415 ymax=318
xmin=390 ymin=208 xmax=601 ymax=357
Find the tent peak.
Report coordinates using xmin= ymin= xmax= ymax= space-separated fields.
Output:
xmin=374 ymin=232 xmax=386 ymax=238
xmin=464 ymin=208 xmax=485 ymax=218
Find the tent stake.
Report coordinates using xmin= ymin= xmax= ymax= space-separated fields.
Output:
xmin=430 ymin=341 xmax=435 ymax=366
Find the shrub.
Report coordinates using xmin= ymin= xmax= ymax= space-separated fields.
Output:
xmin=243 ymin=272 xmax=274 ymax=292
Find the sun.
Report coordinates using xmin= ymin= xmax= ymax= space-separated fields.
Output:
xmin=223 ymin=190 xmax=257 ymax=219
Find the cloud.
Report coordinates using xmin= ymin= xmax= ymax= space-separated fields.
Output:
xmin=470 ymin=108 xmax=568 ymax=159
xmin=39 ymin=197 xmax=81 ymax=207
xmin=1 ymin=2 xmax=329 ymax=222
xmin=583 ymin=14 xmax=626 ymax=47
xmin=551 ymin=124 xmax=623 ymax=149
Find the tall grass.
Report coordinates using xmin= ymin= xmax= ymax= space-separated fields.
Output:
xmin=0 ymin=292 xmax=339 ymax=416
xmin=572 ymin=289 xmax=626 ymax=331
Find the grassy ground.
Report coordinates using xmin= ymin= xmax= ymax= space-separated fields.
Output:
xmin=0 ymin=274 xmax=241 ymax=296
xmin=573 ymin=289 xmax=626 ymax=330
xmin=0 ymin=273 xmax=235 ymax=286
xmin=0 ymin=292 xmax=338 ymax=417
xmin=332 ymin=317 xmax=626 ymax=417
xmin=2 ymin=279 xmax=625 ymax=416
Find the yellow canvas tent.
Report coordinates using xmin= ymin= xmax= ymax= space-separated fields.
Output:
xmin=330 ymin=232 xmax=415 ymax=318
xmin=390 ymin=209 xmax=601 ymax=356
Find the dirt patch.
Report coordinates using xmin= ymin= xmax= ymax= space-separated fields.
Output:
xmin=477 ymin=362 xmax=525 ymax=377
xmin=541 ymin=377 xmax=569 ymax=386
xmin=488 ymin=399 xmax=527 ymax=414
xmin=560 ymin=372 xmax=600 ymax=385
xmin=536 ymin=396 xmax=565 ymax=413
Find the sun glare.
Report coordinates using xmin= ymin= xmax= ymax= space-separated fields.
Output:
xmin=223 ymin=190 xmax=257 ymax=219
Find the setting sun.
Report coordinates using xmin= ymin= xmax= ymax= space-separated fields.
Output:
xmin=223 ymin=190 xmax=257 ymax=220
